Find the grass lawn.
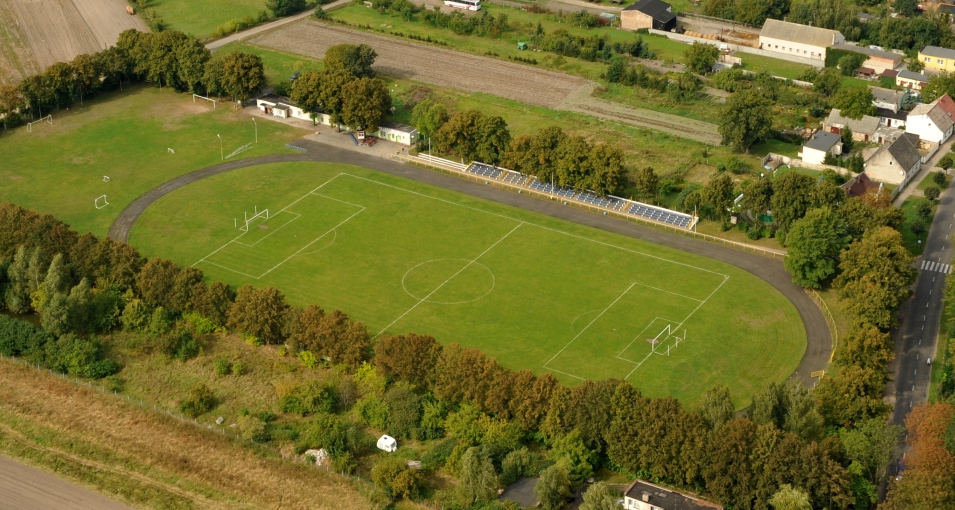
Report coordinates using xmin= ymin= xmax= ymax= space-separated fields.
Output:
xmin=150 ymin=0 xmax=268 ymax=38
xmin=129 ymin=161 xmax=805 ymax=406
xmin=900 ymin=196 xmax=931 ymax=255
xmin=597 ymin=83 xmax=724 ymax=124
xmin=738 ymin=53 xmax=812 ymax=80
xmin=0 ymin=86 xmax=308 ymax=237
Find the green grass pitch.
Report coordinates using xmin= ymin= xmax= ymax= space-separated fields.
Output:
xmin=132 ymin=162 xmax=806 ymax=407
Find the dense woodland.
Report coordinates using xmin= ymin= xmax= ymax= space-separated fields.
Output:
xmin=0 ymin=191 xmax=938 ymax=509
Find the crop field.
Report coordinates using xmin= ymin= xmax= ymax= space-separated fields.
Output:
xmin=0 ymin=0 xmax=146 ymax=85
xmin=0 ymin=86 xmax=308 ymax=236
xmin=131 ymin=161 xmax=805 ymax=405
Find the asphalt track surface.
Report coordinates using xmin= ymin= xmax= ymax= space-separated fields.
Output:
xmin=0 ymin=455 xmax=133 ymax=510
xmin=108 ymin=140 xmax=830 ymax=387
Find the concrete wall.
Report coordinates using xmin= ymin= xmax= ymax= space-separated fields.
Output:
xmin=648 ymin=29 xmax=825 ymax=68
xmin=621 ymin=10 xmax=651 ymax=31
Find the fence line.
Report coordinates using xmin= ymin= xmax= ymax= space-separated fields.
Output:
xmin=806 ymin=288 xmax=839 ymax=364
xmin=399 ymin=154 xmax=787 ymax=260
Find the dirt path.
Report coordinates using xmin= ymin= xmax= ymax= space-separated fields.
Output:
xmin=558 ymin=83 xmax=722 ymax=144
xmin=0 ymin=455 xmax=133 ymax=510
xmin=108 ymin=138 xmax=829 ymax=388
xmin=207 ymin=0 xmax=351 ymax=51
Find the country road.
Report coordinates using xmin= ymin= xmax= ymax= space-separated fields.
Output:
xmin=0 ymin=455 xmax=133 ymax=510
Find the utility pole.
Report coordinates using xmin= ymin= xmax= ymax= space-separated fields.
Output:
xmin=217 ymin=134 xmax=223 ymax=161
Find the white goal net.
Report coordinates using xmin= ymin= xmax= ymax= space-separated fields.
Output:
xmin=238 ymin=207 xmax=269 ymax=231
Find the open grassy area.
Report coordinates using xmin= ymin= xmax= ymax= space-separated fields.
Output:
xmin=0 ymin=86 xmax=308 ymax=237
xmin=900 ymin=196 xmax=931 ymax=255
xmin=129 ymin=160 xmax=805 ymax=405
xmin=150 ymin=0 xmax=268 ymax=38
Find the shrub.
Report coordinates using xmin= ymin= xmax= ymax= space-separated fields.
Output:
xmin=180 ymin=383 xmax=215 ymax=418
xmin=911 ymin=218 xmax=926 ymax=236
xmin=296 ymin=413 xmax=367 ymax=459
xmin=183 ymin=312 xmax=218 ymax=334
xmin=372 ymin=456 xmax=424 ymax=501
xmin=925 ymin=185 xmax=941 ymax=201
xmin=933 ymin=171 xmax=948 ymax=187
xmin=231 ymin=361 xmax=245 ymax=376
xmin=354 ymin=393 xmax=390 ymax=429
xmin=280 ymin=381 xmax=336 ymax=416
xmin=45 ymin=334 xmax=118 ymax=379
xmin=238 ymin=415 xmax=270 ymax=442
xmin=940 ymin=155 xmax=954 ymax=171
xmin=421 ymin=437 xmax=458 ymax=471
xmin=916 ymin=199 xmax=933 ymax=219
xmin=214 ymin=358 xmax=230 ymax=376
xmin=297 ymin=350 xmax=319 ymax=368
xmin=501 ymin=447 xmax=541 ymax=487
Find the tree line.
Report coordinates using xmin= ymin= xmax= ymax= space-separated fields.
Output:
xmin=0 ymin=200 xmax=910 ymax=509
xmin=411 ymin=100 xmax=625 ymax=195
xmin=0 ymin=29 xmax=265 ymax=130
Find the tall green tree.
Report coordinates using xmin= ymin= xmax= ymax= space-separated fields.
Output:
xmin=580 ymin=482 xmax=621 ymax=510
xmin=341 ymin=77 xmax=392 ymax=132
xmin=835 ymin=226 xmax=915 ymax=330
xmin=813 ymin=67 xmax=843 ymax=98
xmin=699 ymin=384 xmax=735 ymax=430
xmin=317 ymin=65 xmax=357 ymax=129
xmin=702 ymin=173 xmax=735 ymax=219
xmin=374 ymin=332 xmax=442 ymax=389
xmin=227 ymin=285 xmax=289 ymax=344
xmin=410 ymin=98 xmax=449 ymax=140
xmin=719 ymin=88 xmax=773 ymax=153
xmin=832 ymin=87 xmax=876 ymax=120
xmin=267 ymin=0 xmax=306 ymax=16
xmin=784 ymin=207 xmax=850 ymax=289
xmin=771 ymin=172 xmax=816 ymax=239
xmin=175 ymin=36 xmax=211 ymax=93
xmin=770 ymin=484 xmax=812 ymax=510
xmin=683 ymin=42 xmax=720 ymax=75
xmin=325 ymin=43 xmax=378 ymax=78
xmin=923 ymin=71 xmax=955 ymax=102
xmin=535 ymin=461 xmax=573 ymax=510
xmin=840 ymin=418 xmax=905 ymax=486
xmin=633 ymin=166 xmax=659 ymax=201
xmin=289 ymin=69 xmax=323 ymax=123
xmin=457 ymin=447 xmax=498 ymax=506
xmin=217 ymin=51 xmax=265 ymax=103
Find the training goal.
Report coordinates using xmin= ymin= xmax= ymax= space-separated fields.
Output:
xmin=649 ymin=324 xmax=686 ymax=356
xmin=193 ymin=94 xmax=217 ymax=109
xmin=238 ymin=207 xmax=269 ymax=231
xmin=95 ymin=195 xmax=109 ymax=209
xmin=27 ymin=114 xmax=52 ymax=132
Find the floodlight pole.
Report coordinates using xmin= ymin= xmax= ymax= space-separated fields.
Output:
xmin=252 ymin=118 xmax=258 ymax=144
xmin=217 ymin=134 xmax=223 ymax=161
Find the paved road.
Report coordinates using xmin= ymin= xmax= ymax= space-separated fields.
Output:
xmin=0 ymin=455 xmax=133 ymax=510
xmin=887 ymin=173 xmax=954 ymax=473
xmin=205 ymin=0 xmax=351 ymax=51
xmin=107 ymin=138 xmax=830 ymax=388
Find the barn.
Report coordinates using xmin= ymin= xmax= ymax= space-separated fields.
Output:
xmin=620 ymin=0 xmax=676 ymax=32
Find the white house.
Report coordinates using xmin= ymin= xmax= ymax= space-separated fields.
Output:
xmin=255 ymin=94 xmax=312 ymax=122
xmin=376 ymin=122 xmax=418 ymax=146
xmin=799 ymin=131 xmax=843 ymax=164
xmin=758 ymin=19 xmax=844 ymax=62
xmin=897 ymin=70 xmax=928 ymax=91
xmin=864 ymin=132 xmax=922 ymax=186
xmin=870 ymin=87 xmax=905 ymax=113
xmin=624 ymin=479 xmax=722 ymax=510
xmin=906 ymin=97 xmax=955 ymax=143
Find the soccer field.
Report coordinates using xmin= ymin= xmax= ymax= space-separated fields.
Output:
xmin=132 ymin=162 xmax=805 ymax=404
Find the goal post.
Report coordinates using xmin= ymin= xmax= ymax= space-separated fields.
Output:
xmin=27 ymin=114 xmax=52 ymax=132
xmin=95 ymin=195 xmax=109 ymax=209
xmin=650 ymin=324 xmax=685 ymax=356
xmin=238 ymin=207 xmax=269 ymax=231
xmin=193 ymin=94 xmax=217 ymax=109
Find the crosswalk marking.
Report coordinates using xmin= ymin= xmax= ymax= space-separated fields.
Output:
xmin=921 ymin=259 xmax=953 ymax=274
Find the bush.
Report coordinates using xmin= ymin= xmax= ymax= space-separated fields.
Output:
xmin=925 ymin=185 xmax=941 ymax=201
xmin=183 ymin=312 xmax=218 ymax=335
xmin=45 ymin=334 xmax=118 ymax=379
xmin=158 ymin=327 xmax=201 ymax=361
xmin=214 ymin=358 xmax=230 ymax=376
xmin=354 ymin=393 xmax=390 ymax=429
xmin=501 ymin=447 xmax=541 ymax=487
xmin=940 ymin=155 xmax=954 ymax=171
xmin=296 ymin=413 xmax=367 ymax=459
xmin=231 ymin=360 xmax=245 ymax=376
xmin=180 ymin=383 xmax=215 ymax=418
xmin=916 ymin=199 xmax=933 ymax=219
xmin=933 ymin=171 xmax=948 ymax=187
xmin=911 ymin=218 xmax=926 ymax=236
xmin=238 ymin=415 xmax=271 ymax=442
xmin=421 ymin=437 xmax=458 ymax=471
xmin=372 ymin=456 xmax=424 ymax=501
xmin=280 ymin=381 xmax=337 ymax=416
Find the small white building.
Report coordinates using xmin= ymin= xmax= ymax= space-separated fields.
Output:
xmin=377 ymin=435 xmax=397 ymax=452
xmin=897 ymin=70 xmax=928 ymax=91
xmin=255 ymin=94 xmax=311 ymax=122
xmin=906 ymin=97 xmax=955 ymax=144
xmin=799 ymin=131 xmax=843 ymax=165
xmin=624 ymin=479 xmax=722 ymax=510
xmin=864 ymin=132 xmax=922 ymax=186
xmin=376 ymin=122 xmax=418 ymax=146
xmin=758 ymin=19 xmax=844 ymax=62
xmin=870 ymin=87 xmax=905 ymax=113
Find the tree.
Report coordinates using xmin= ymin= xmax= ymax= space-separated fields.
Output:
xmin=742 ymin=177 xmax=773 ymax=215
xmin=372 ymin=456 xmax=423 ymax=501
xmin=410 ymin=98 xmax=449 ymax=139
xmin=216 ymin=51 xmax=265 ymax=103
xmin=180 ymin=383 xmax=215 ymax=417
xmin=769 ymin=484 xmax=812 ymax=510
xmin=267 ymin=0 xmax=306 ymax=16
xmin=832 ymin=87 xmax=876 ymax=120
xmin=194 ymin=281 xmax=234 ymax=326
xmin=840 ymin=418 xmax=905 ymax=486
xmin=837 ymin=52 xmax=867 ymax=76
xmin=926 ymin=73 xmax=955 ymax=102
xmin=835 ymin=227 xmax=916 ymax=330
xmin=374 ymin=332 xmax=442 ymax=388
xmin=702 ymin=173 xmax=735 ymax=219
xmin=135 ymin=258 xmax=180 ymax=309
xmin=771 ymin=172 xmax=816 ymax=238
xmin=840 ymin=126 xmax=854 ymax=154
xmin=784 ymin=208 xmax=850 ymax=288
xmin=318 ymin=65 xmax=357 ymax=129
xmin=813 ymin=67 xmax=843 ymax=98
xmin=288 ymin=69 xmax=323 ymax=123
xmin=934 ymin=170 xmax=948 ymax=185
xmin=883 ymin=403 xmax=955 ymax=509
xmin=925 ymin=185 xmax=941 ymax=201
xmin=434 ymin=110 xmax=510 ymax=164
xmin=175 ymin=36 xmax=211 ymax=93
xmin=699 ymin=384 xmax=735 ymax=430
xmin=719 ymin=88 xmax=773 ymax=153
xmin=227 ymin=285 xmax=289 ymax=344
xmin=684 ymin=42 xmax=720 ymax=75
xmin=588 ymin=144 xmax=625 ymax=196
xmin=580 ymin=482 xmax=620 ymax=510
xmin=458 ymin=447 xmax=498 ymax=506
xmin=606 ymin=57 xmax=626 ymax=83
xmin=895 ymin=0 xmax=918 ymax=17
xmin=325 ymin=43 xmax=378 ymax=78
xmin=535 ymin=461 xmax=572 ymax=510
xmin=633 ymin=166 xmax=659 ymax=201
xmin=70 ymin=53 xmax=101 ymax=104
xmin=341 ymin=77 xmax=392 ymax=132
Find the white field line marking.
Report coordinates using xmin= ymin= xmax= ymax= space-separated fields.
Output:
xmin=546 ymin=366 xmax=586 ymax=381
xmin=615 ymin=317 xmax=678 ymax=362
xmin=258 ymin=208 xmax=364 ymax=279
xmin=200 ymin=260 xmax=261 ymax=279
xmin=373 ymin=221 xmax=525 ymax=338
xmin=624 ymin=275 xmax=730 ymax=380
xmin=543 ymin=282 xmax=638 ymax=368
xmin=192 ymin=174 xmax=345 ymax=267
xmin=234 ymin=211 xmax=301 ymax=247
xmin=341 ymin=173 xmax=728 ymax=281
xmin=299 ymin=229 xmax=338 ymax=256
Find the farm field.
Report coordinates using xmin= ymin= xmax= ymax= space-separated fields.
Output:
xmin=130 ymin=161 xmax=806 ymax=406
xmin=0 ymin=0 xmax=146 ymax=85
xmin=0 ymin=85 xmax=308 ymax=237
xmin=149 ymin=0 xmax=266 ymax=38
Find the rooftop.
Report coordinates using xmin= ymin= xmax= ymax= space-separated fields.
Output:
xmin=841 ymin=172 xmax=881 ymax=198
xmin=760 ymin=19 xmax=843 ymax=47
xmin=623 ymin=0 xmax=675 ymax=24
xmin=875 ymin=107 xmax=907 ymax=121
xmin=624 ymin=480 xmax=722 ymax=510
xmin=870 ymin=87 xmax=904 ymax=105
xmin=910 ymin=98 xmax=955 ymax=132
xmin=804 ymin=131 xmax=842 ymax=151
xmin=881 ymin=69 xmax=899 ymax=78
xmin=825 ymin=108 xmax=880 ymax=135
xmin=887 ymin=132 xmax=922 ymax=170
xmin=898 ymin=69 xmax=928 ymax=82
xmin=380 ymin=121 xmax=418 ymax=133
xmin=921 ymin=45 xmax=955 ymax=60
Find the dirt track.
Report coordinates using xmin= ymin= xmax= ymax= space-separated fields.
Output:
xmin=250 ymin=19 xmax=588 ymax=109
xmin=0 ymin=0 xmax=147 ymax=85
xmin=0 ymin=455 xmax=133 ymax=510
